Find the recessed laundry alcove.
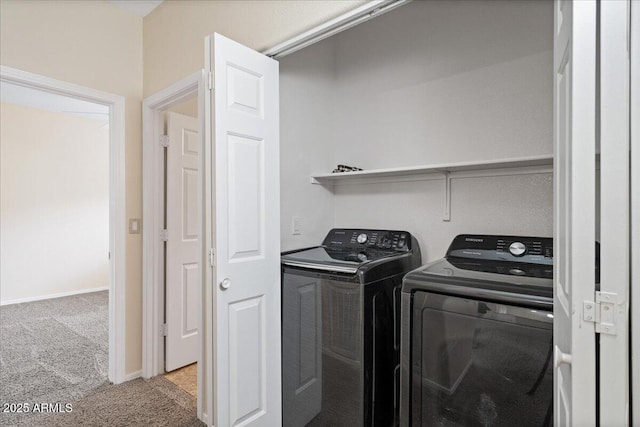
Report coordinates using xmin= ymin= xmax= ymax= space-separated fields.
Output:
xmin=279 ymin=0 xmax=554 ymax=261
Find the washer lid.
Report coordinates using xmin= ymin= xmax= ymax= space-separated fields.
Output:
xmin=281 ymin=246 xmax=399 ymax=274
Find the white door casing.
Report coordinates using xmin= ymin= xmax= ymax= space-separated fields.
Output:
xmin=553 ymin=1 xmax=597 ymax=426
xmin=166 ymin=112 xmax=200 ymax=372
xmin=204 ymin=33 xmax=281 ymax=427
xmin=599 ymin=0 xmax=631 ymax=424
xmin=631 ymin=0 xmax=640 ymax=424
xmin=0 ymin=66 xmax=128 ymax=384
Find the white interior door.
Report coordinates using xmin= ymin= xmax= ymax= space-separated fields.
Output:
xmin=553 ymin=1 xmax=598 ymax=425
xmin=166 ymin=111 xmax=200 ymax=372
xmin=204 ymin=33 xmax=281 ymax=427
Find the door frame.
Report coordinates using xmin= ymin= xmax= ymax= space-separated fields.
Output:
xmin=631 ymin=0 xmax=640 ymax=423
xmin=141 ymin=70 xmax=205 ymax=419
xmin=598 ymin=0 xmax=631 ymax=423
xmin=0 ymin=65 xmax=127 ymax=384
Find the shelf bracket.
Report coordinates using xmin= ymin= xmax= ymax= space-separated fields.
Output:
xmin=442 ymin=172 xmax=451 ymax=222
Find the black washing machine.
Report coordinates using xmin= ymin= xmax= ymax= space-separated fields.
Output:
xmin=400 ymin=235 xmax=559 ymax=427
xmin=282 ymin=228 xmax=422 ymax=427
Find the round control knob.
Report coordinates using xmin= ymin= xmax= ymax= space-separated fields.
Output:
xmin=509 ymin=242 xmax=526 ymax=257
xmin=357 ymin=233 xmax=368 ymax=244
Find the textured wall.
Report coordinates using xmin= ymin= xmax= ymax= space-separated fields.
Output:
xmin=332 ymin=0 xmax=553 ymax=168
xmin=280 ymin=39 xmax=338 ymax=251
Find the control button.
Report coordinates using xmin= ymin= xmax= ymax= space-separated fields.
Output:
xmin=509 ymin=242 xmax=526 ymax=257
xmin=357 ymin=233 xmax=368 ymax=244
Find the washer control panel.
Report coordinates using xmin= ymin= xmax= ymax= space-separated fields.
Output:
xmin=323 ymin=228 xmax=412 ymax=251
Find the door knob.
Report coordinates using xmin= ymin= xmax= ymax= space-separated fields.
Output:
xmin=220 ymin=278 xmax=231 ymax=290
xmin=554 ymin=346 xmax=572 ymax=368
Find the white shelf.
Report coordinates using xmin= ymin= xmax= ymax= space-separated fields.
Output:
xmin=310 ymin=155 xmax=553 ymax=184
xmin=310 ymin=154 xmax=553 ymax=222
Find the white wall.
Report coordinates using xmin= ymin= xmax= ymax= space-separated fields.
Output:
xmin=280 ymin=40 xmax=338 ymax=251
xmin=280 ymin=0 xmax=554 ymax=259
xmin=0 ymin=102 xmax=109 ymax=304
xmin=333 ymin=0 xmax=553 ymax=167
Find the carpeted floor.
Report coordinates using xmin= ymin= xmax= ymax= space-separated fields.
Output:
xmin=0 ymin=291 xmax=203 ymax=426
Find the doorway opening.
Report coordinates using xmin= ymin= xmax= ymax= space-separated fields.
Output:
xmin=142 ymin=71 xmax=205 ymax=420
xmin=0 ymin=66 xmax=127 ymax=400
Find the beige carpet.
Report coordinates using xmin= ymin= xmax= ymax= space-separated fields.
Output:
xmin=0 ymin=291 xmax=203 ymax=426
xmin=26 ymin=376 xmax=203 ymax=427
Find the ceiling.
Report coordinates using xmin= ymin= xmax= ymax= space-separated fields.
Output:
xmin=1 ymin=81 xmax=110 ymax=123
xmin=106 ymin=0 xmax=164 ymax=17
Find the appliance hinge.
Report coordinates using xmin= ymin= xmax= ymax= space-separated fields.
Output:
xmin=160 ymin=229 xmax=168 ymax=242
xmin=583 ymin=291 xmax=618 ymax=335
xmin=160 ymin=135 xmax=170 ymax=147
xmin=161 ymin=323 xmax=168 ymax=336
xmin=208 ymin=248 xmax=215 ymax=268
xmin=208 ymin=71 xmax=214 ymax=91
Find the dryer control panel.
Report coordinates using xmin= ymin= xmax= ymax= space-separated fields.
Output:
xmin=322 ymin=228 xmax=412 ymax=252
xmin=446 ymin=235 xmax=553 ymax=265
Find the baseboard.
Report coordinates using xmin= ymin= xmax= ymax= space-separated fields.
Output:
xmin=0 ymin=286 xmax=109 ymax=306
xmin=124 ymin=370 xmax=142 ymax=382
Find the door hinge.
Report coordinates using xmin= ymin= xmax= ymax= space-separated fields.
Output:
xmin=208 ymin=71 xmax=214 ymax=91
xmin=208 ymin=248 xmax=215 ymax=268
xmin=160 ymin=229 xmax=168 ymax=242
xmin=583 ymin=291 xmax=618 ymax=335
xmin=160 ymin=135 xmax=170 ymax=147
xmin=161 ymin=323 xmax=168 ymax=336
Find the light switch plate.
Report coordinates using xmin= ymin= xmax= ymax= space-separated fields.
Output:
xmin=292 ymin=217 xmax=301 ymax=235
xmin=129 ymin=218 xmax=141 ymax=234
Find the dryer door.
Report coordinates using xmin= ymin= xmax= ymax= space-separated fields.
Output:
xmin=402 ymin=291 xmax=553 ymax=427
